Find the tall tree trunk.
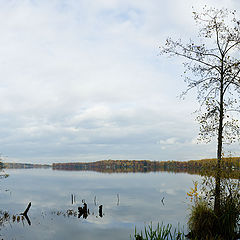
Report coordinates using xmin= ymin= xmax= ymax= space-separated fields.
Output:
xmin=214 ymin=146 xmax=222 ymax=216
xmin=214 ymin=79 xmax=224 ymax=216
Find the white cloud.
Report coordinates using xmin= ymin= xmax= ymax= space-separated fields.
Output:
xmin=158 ymin=137 xmax=179 ymax=145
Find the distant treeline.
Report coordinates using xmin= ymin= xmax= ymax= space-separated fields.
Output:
xmin=52 ymin=158 xmax=240 ymax=178
xmin=1 ymin=158 xmax=239 ymax=178
xmin=2 ymin=162 xmax=51 ymax=169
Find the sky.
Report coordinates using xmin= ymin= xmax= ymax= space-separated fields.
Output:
xmin=0 ymin=0 xmax=240 ymax=164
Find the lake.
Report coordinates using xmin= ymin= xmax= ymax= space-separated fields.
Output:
xmin=0 ymin=168 xmax=201 ymax=240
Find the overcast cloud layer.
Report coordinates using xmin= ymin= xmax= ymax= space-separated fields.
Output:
xmin=1 ymin=0 xmax=240 ymax=163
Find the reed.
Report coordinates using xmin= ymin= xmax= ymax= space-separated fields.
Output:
xmin=131 ymin=222 xmax=186 ymax=240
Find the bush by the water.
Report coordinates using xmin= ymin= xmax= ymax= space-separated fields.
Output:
xmin=187 ymin=178 xmax=240 ymax=240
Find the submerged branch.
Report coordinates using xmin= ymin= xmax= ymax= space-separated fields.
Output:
xmin=21 ymin=202 xmax=31 ymax=216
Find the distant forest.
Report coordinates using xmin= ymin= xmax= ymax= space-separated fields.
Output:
xmin=52 ymin=158 xmax=240 ymax=178
xmin=2 ymin=158 xmax=239 ymax=179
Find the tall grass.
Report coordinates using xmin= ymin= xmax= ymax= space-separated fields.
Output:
xmin=131 ymin=222 xmax=186 ymax=240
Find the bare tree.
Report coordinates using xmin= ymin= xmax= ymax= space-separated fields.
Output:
xmin=159 ymin=7 xmax=240 ymax=215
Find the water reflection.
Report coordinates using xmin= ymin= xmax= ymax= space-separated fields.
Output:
xmin=0 ymin=202 xmax=32 ymax=227
xmin=21 ymin=202 xmax=31 ymax=226
xmin=0 ymin=169 xmax=201 ymax=240
xmin=52 ymin=199 xmax=104 ymax=220
xmin=71 ymin=194 xmax=76 ymax=205
xmin=186 ymin=172 xmax=240 ymax=239
xmin=161 ymin=197 xmax=165 ymax=206
xmin=117 ymin=194 xmax=120 ymax=206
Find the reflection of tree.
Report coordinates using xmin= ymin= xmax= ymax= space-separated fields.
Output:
xmin=0 ymin=202 xmax=32 ymax=228
xmin=20 ymin=202 xmax=31 ymax=225
xmin=187 ymin=171 xmax=240 ymax=239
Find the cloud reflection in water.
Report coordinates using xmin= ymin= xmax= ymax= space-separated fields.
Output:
xmin=0 ymin=169 xmax=201 ymax=240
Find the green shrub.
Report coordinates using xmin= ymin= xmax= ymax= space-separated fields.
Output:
xmin=188 ymin=200 xmax=219 ymax=239
xmin=188 ymin=198 xmax=240 ymax=239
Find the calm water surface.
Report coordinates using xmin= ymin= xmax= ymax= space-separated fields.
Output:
xmin=0 ymin=169 xmax=201 ymax=240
